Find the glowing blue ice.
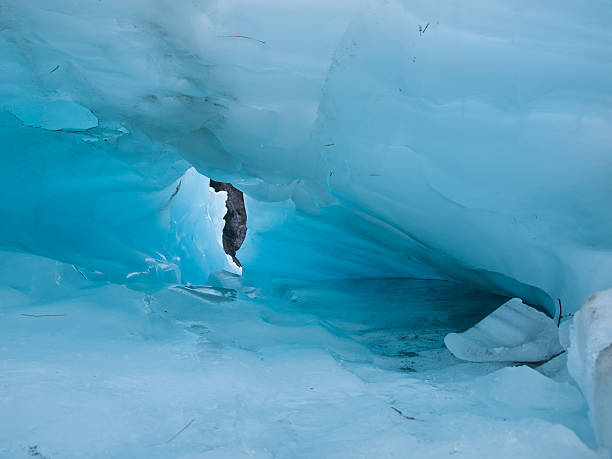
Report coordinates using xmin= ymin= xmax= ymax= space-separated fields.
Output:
xmin=0 ymin=0 xmax=611 ymax=456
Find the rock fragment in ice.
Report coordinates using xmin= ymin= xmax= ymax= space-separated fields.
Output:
xmin=445 ymin=298 xmax=562 ymax=362
xmin=8 ymin=99 xmax=98 ymax=131
xmin=567 ymin=289 xmax=612 ymax=453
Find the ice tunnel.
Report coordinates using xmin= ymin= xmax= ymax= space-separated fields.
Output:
xmin=1 ymin=0 xmax=612 ymax=457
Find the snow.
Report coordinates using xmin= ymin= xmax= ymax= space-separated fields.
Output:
xmin=445 ymin=298 xmax=562 ymax=363
xmin=0 ymin=252 xmax=597 ymax=458
xmin=568 ymin=289 xmax=612 ymax=454
xmin=483 ymin=365 xmax=582 ymax=412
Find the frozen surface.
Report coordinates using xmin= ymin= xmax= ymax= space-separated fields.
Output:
xmin=445 ymin=298 xmax=562 ymax=363
xmin=0 ymin=252 xmax=597 ymax=458
xmin=0 ymin=1 xmax=610 ymax=456
xmin=568 ymin=289 xmax=612 ymax=453
xmin=0 ymin=0 xmax=611 ymax=310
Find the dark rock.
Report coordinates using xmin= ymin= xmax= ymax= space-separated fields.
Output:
xmin=209 ymin=179 xmax=247 ymax=267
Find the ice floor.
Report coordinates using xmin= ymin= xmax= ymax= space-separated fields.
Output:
xmin=0 ymin=254 xmax=597 ymax=458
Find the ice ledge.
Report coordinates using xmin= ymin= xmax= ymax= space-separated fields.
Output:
xmin=8 ymin=99 xmax=98 ymax=131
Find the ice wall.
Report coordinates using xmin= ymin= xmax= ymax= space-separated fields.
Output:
xmin=568 ymin=290 xmax=612 ymax=453
xmin=1 ymin=0 xmax=611 ymax=308
xmin=0 ymin=107 xmax=230 ymax=284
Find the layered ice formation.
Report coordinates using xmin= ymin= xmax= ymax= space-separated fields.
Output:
xmin=445 ymin=298 xmax=562 ymax=363
xmin=1 ymin=0 xmax=612 ymax=456
xmin=1 ymin=0 xmax=611 ymax=310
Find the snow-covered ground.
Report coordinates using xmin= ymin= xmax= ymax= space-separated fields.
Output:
xmin=0 ymin=252 xmax=596 ymax=458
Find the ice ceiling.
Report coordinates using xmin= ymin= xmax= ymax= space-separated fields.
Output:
xmin=2 ymin=0 xmax=612 ymax=313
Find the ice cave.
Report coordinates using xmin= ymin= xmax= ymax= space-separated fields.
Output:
xmin=1 ymin=1 xmax=611 ymax=457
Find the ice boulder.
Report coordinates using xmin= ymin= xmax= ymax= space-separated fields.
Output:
xmin=445 ymin=298 xmax=562 ymax=362
xmin=567 ymin=289 xmax=612 ymax=454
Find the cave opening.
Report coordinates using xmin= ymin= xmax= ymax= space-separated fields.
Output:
xmin=209 ymin=179 xmax=247 ymax=267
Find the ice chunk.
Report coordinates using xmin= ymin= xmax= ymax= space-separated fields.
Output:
xmin=568 ymin=289 xmax=612 ymax=453
xmin=8 ymin=99 xmax=98 ymax=131
xmin=445 ymin=298 xmax=562 ymax=362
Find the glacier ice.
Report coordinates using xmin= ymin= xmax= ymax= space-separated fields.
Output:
xmin=1 ymin=0 xmax=611 ymax=310
xmin=0 ymin=0 xmax=611 ymax=456
xmin=568 ymin=290 xmax=612 ymax=454
xmin=0 ymin=103 xmax=231 ymax=284
xmin=445 ymin=298 xmax=562 ymax=363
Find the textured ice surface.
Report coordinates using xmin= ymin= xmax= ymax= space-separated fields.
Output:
xmin=0 ymin=1 xmax=610 ymax=456
xmin=1 ymin=0 xmax=611 ymax=310
xmin=568 ymin=290 xmax=612 ymax=454
xmin=445 ymin=298 xmax=562 ymax=363
xmin=238 ymin=195 xmax=441 ymax=283
xmin=0 ymin=99 xmax=230 ymax=284
xmin=0 ymin=252 xmax=596 ymax=458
